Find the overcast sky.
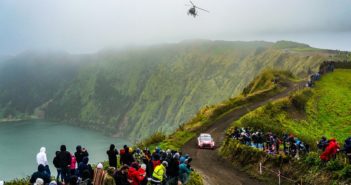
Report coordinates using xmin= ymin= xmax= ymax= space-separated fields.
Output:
xmin=1 ymin=0 xmax=351 ymax=55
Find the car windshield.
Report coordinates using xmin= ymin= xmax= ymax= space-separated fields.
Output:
xmin=201 ymin=136 xmax=212 ymax=141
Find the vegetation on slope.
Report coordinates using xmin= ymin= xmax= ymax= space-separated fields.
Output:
xmin=220 ymin=69 xmax=351 ymax=184
xmin=137 ymin=70 xmax=295 ymax=151
xmin=0 ymin=40 xmax=345 ymax=140
xmin=43 ymin=40 xmax=332 ymax=140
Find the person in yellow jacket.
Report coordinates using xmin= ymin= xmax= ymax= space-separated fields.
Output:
xmin=150 ymin=161 xmax=168 ymax=185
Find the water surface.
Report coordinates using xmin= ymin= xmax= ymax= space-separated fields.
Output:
xmin=0 ymin=120 xmax=130 ymax=181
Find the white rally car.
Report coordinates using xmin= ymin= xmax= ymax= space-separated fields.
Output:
xmin=197 ymin=133 xmax=215 ymax=149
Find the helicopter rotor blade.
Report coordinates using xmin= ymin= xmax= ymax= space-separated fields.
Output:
xmin=195 ymin=6 xmax=210 ymax=13
xmin=189 ymin=0 xmax=195 ymax=6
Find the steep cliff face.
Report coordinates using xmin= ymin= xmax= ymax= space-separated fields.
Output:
xmin=0 ymin=40 xmax=336 ymax=139
xmin=44 ymin=41 xmax=331 ymax=139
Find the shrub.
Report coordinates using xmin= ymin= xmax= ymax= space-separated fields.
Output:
xmin=4 ymin=177 xmax=30 ymax=185
xmin=304 ymin=152 xmax=321 ymax=166
xmin=188 ymin=171 xmax=204 ymax=185
xmin=136 ymin=131 xmax=166 ymax=148
xmin=338 ymin=165 xmax=351 ymax=179
xmin=326 ymin=160 xmax=344 ymax=171
xmin=289 ymin=89 xmax=313 ymax=111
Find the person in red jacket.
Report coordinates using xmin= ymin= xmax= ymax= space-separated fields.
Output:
xmin=138 ymin=164 xmax=147 ymax=185
xmin=128 ymin=162 xmax=140 ymax=185
xmin=70 ymin=153 xmax=77 ymax=175
xmin=320 ymin=138 xmax=340 ymax=162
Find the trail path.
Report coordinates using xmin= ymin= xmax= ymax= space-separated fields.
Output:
xmin=182 ymin=82 xmax=304 ymax=185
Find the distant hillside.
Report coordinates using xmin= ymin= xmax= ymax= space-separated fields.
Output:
xmin=0 ymin=52 xmax=84 ymax=120
xmin=0 ymin=40 xmax=340 ymax=139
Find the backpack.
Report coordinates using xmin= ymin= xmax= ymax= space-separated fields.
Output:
xmin=120 ymin=149 xmax=125 ymax=155
xmin=53 ymin=156 xmax=60 ymax=168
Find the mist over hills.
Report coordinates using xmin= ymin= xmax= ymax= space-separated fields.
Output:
xmin=0 ymin=40 xmax=338 ymax=140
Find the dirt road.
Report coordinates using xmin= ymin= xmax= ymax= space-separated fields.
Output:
xmin=182 ymin=83 xmax=304 ymax=185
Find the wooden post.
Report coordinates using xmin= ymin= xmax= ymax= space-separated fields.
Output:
xmin=259 ymin=162 xmax=262 ymax=175
xmin=278 ymin=170 xmax=281 ymax=185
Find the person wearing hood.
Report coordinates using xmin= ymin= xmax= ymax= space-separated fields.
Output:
xmin=128 ymin=162 xmax=143 ymax=185
xmin=320 ymin=138 xmax=340 ymax=162
xmin=133 ymin=148 xmax=144 ymax=164
xmin=152 ymin=154 xmax=161 ymax=170
xmin=30 ymin=164 xmax=51 ymax=184
xmin=114 ymin=165 xmax=129 ymax=185
xmin=107 ymin=144 xmax=119 ymax=168
xmin=78 ymin=157 xmax=93 ymax=178
xmin=58 ymin=145 xmax=71 ymax=183
xmin=179 ymin=159 xmax=191 ymax=185
xmin=167 ymin=153 xmax=180 ymax=185
xmin=103 ymin=167 xmax=116 ymax=185
xmin=70 ymin=153 xmax=77 ymax=175
xmin=80 ymin=170 xmax=93 ymax=185
xmin=343 ymin=137 xmax=351 ymax=163
xmin=151 ymin=161 xmax=168 ymax=185
xmin=93 ymin=163 xmax=106 ymax=185
xmin=75 ymin=145 xmax=89 ymax=165
xmin=36 ymin=147 xmax=51 ymax=177
xmin=317 ymin=136 xmax=329 ymax=151
xmin=138 ymin=164 xmax=147 ymax=185
xmin=53 ymin=151 xmax=63 ymax=182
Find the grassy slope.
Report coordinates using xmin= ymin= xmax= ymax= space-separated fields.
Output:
xmin=307 ymin=69 xmax=351 ymax=141
xmin=220 ymin=69 xmax=351 ymax=184
xmin=45 ymin=41 xmax=332 ymax=140
xmin=137 ymin=70 xmax=296 ymax=150
xmin=229 ymin=69 xmax=351 ymax=144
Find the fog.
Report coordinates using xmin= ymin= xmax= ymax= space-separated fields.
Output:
xmin=1 ymin=0 xmax=351 ymax=55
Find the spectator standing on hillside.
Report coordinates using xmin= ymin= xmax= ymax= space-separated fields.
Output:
xmin=138 ymin=164 xmax=148 ymax=185
xmin=343 ymin=137 xmax=351 ymax=163
xmin=103 ymin=167 xmax=116 ymax=185
xmin=151 ymin=161 xmax=168 ymax=185
xmin=317 ymin=136 xmax=329 ymax=151
xmin=107 ymin=144 xmax=119 ymax=168
xmin=53 ymin=151 xmax=63 ymax=182
xmin=70 ymin=153 xmax=77 ymax=175
xmin=114 ymin=165 xmax=130 ymax=185
xmin=80 ymin=170 xmax=93 ymax=185
xmin=36 ymin=147 xmax=51 ymax=177
xmin=93 ymin=163 xmax=105 ymax=185
xmin=58 ymin=145 xmax=72 ymax=183
xmin=179 ymin=159 xmax=191 ymax=185
xmin=166 ymin=153 xmax=180 ymax=185
xmin=78 ymin=157 xmax=93 ymax=179
xmin=320 ymin=138 xmax=340 ymax=162
xmin=30 ymin=164 xmax=51 ymax=184
xmin=75 ymin=145 xmax=89 ymax=165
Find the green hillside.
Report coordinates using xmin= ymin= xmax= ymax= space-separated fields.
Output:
xmin=0 ymin=40 xmax=340 ymax=140
xmin=0 ymin=52 xmax=83 ymax=121
xmin=45 ymin=41 xmax=334 ymax=139
xmin=220 ymin=69 xmax=351 ymax=184
xmin=227 ymin=69 xmax=351 ymax=144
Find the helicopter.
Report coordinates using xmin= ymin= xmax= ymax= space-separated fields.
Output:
xmin=186 ymin=1 xmax=209 ymax=17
